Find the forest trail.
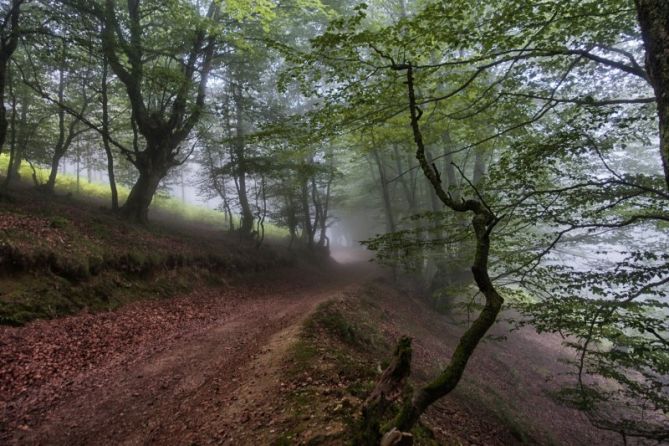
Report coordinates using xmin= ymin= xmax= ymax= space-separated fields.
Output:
xmin=1 ymin=259 xmax=376 ymax=446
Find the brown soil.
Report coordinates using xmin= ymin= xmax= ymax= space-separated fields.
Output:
xmin=0 ymin=263 xmax=372 ymax=446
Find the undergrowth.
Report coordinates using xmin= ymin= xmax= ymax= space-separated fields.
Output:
xmin=0 ymin=182 xmax=294 ymax=324
xmin=276 ymin=291 xmax=442 ymax=446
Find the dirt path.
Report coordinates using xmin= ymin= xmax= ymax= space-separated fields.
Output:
xmin=0 ymin=262 xmax=375 ymax=446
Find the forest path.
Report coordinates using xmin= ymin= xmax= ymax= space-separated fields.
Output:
xmin=1 ymin=258 xmax=375 ymax=446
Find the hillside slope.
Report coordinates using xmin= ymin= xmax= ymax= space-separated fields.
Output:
xmin=226 ymin=278 xmax=621 ymax=446
xmin=0 ymin=189 xmax=622 ymax=446
xmin=0 ymin=186 xmax=296 ymax=325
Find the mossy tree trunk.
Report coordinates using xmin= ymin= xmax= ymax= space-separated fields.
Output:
xmin=371 ymin=63 xmax=504 ymax=440
xmin=356 ymin=336 xmax=413 ymax=446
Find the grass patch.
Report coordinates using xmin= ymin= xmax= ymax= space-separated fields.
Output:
xmin=305 ymin=300 xmax=373 ymax=348
xmin=0 ymin=154 xmax=287 ymax=237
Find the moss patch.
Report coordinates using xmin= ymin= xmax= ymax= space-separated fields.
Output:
xmin=274 ymin=292 xmax=441 ymax=446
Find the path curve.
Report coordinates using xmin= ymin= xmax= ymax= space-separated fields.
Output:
xmin=1 ymin=262 xmax=374 ymax=445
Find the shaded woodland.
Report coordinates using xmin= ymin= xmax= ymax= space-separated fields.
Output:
xmin=0 ymin=0 xmax=667 ymax=445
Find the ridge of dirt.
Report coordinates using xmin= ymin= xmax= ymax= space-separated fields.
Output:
xmin=230 ymin=278 xmax=624 ymax=446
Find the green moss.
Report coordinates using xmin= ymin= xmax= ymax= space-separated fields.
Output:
xmin=0 ymin=267 xmax=203 ymax=326
xmin=307 ymin=301 xmax=372 ymax=348
xmin=290 ymin=340 xmax=319 ymax=371
xmin=49 ymin=216 xmax=70 ymax=229
xmin=272 ymin=435 xmax=294 ymax=446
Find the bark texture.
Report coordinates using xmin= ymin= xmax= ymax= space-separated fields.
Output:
xmin=635 ymin=0 xmax=669 ymax=189
xmin=356 ymin=336 xmax=413 ymax=446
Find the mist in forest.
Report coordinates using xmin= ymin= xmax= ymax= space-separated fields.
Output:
xmin=0 ymin=0 xmax=667 ymax=444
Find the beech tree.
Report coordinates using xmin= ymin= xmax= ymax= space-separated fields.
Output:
xmin=61 ymin=0 xmax=220 ymax=222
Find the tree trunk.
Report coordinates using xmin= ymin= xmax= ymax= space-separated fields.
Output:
xmin=0 ymin=63 xmax=8 ymax=156
xmin=635 ymin=1 xmax=669 ymax=189
xmin=311 ymin=175 xmax=323 ymax=244
xmin=0 ymin=0 xmax=21 ymax=157
xmin=96 ymin=1 xmax=218 ymax=223
xmin=46 ymin=129 xmax=79 ymax=193
xmin=425 ymin=148 xmax=441 ymax=212
xmin=233 ymin=84 xmax=254 ymax=236
xmin=3 ymin=75 xmax=17 ymax=188
xmin=45 ymin=44 xmax=68 ymax=193
xmin=318 ymin=163 xmax=334 ymax=249
xmin=101 ymin=60 xmax=118 ymax=211
xmin=120 ymin=138 xmax=171 ymax=224
xmin=441 ymin=133 xmax=459 ymax=200
xmin=393 ymin=145 xmax=418 ymax=215
xmin=46 ymin=151 xmax=65 ymax=191
xmin=121 ymin=168 xmax=163 ymax=224
xmin=372 ymin=149 xmax=396 ymax=233
xmin=384 ymin=63 xmax=505 ymax=437
xmin=472 ymin=146 xmax=487 ymax=186
xmin=392 ymin=224 xmax=503 ymax=432
xmin=356 ymin=336 xmax=413 ymax=446
xmin=238 ymin=170 xmax=254 ymax=235
xmin=8 ymin=88 xmax=32 ymax=185
xmin=300 ymin=177 xmax=314 ymax=248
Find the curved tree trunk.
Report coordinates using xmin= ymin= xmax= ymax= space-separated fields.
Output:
xmin=44 ymin=44 xmax=68 ymax=193
xmin=374 ymin=63 xmax=504 ymax=440
xmin=120 ymin=141 xmax=169 ymax=224
xmin=45 ymin=151 xmax=65 ymax=192
xmin=94 ymin=0 xmax=219 ymax=223
xmin=121 ymin=168 xmax=164 ymax=224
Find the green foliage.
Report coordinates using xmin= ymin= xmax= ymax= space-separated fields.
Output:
xmin=283 ymin=0 xmax=668 ymax=440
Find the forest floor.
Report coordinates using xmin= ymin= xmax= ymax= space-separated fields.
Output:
xmin=0 ymin=188 xmax=625 ymax=446
xmin=0 ymin=262 xmax=369 ymax=445
xmin=0 ymin=258 xmax=622 ymax=446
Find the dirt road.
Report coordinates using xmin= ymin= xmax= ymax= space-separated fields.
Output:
xmin=0 ymin=263 xmax=373 ymax=445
